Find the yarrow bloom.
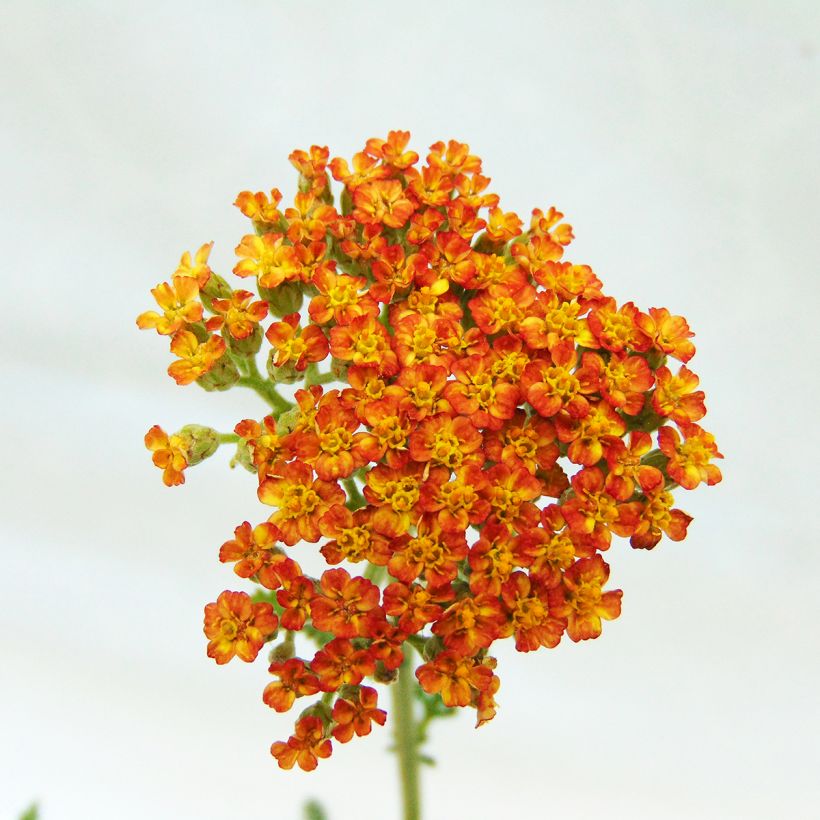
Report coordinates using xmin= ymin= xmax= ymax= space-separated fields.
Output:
xmin=138 ymin=130 xmax=722 ymax=772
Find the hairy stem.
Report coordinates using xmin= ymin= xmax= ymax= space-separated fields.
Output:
xmin=392 ymin=653 xmax=421 ymax=820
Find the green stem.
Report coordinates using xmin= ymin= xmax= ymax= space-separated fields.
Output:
xmin=217 ymin=433 xmax=240 ymax=444
xmin=392 ymin=653 xmax=421 ymax=820
xmin=343 ymin=477 xmax=366 ymax=510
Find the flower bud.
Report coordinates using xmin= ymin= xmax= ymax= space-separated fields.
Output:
xmin=227 ymin=324 xmax=263 ymax=357
xmin=266 ymin=350 xmax=302 ymax=384
xmin=330 ymin=356 xmax=349 ymax=381
xmin=260 ymin=281 xmax=304 ymax=318
xmin=200 ymin=273 xmax=233 ymax=312
xmin=196 ymin=356 xmax=241 ymax=391
xmin=275 ymin=407 xmax=301 ymax=436
xmin=231 ymin=438 xmax=256 ymax=473
xmin=177 ymin=425 xmax=219 ymax=465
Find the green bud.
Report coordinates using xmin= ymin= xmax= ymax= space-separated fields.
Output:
xmin=276 ymin=407 xmax=301 ymax=436
xmin=330 ymin=356 xmax=349 ymax=381
xmin=177 ymin=425 xmax=219 ymax=465
xmin=266 ymin=350 xmax=302 ymax=384
xmin=373 ymin=663 xmax=399 ymax=685
xmin=422 ymin=636 xmax=444 ymax=662
xmin=268 ymin=637 xmax=296 ymax=664
xmin=188 ymin=321 xmax=210 ymax=343
xmin=196 ymin=356 xmax=241 ymax=392
xmin=646 ymin=349 xmax=668 ymax=370
xmin=340 ymin=187 xmax=353 ymax=216
xmin=260 ymin=280 xmax=304 ymax=318
xmin=227 ymin=324 xmax=263 ymax=357
xmin=200 ymin=273 xmax=233 ymax=312
xmin=231 ymin=437 xmax=256 ymax=473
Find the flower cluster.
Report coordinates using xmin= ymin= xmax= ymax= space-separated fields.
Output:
xmin=139 ymin=131 xmax=722 ymax=770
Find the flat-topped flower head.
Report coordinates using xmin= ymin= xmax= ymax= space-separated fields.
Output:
xmin=139 ymin=130 xmax=721 ymax=773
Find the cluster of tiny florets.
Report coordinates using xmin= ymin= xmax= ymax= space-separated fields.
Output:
xmin=139 ymin=131 xmax=722 ymax=771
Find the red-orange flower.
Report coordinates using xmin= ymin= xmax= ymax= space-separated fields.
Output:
xmin=310 ymin=568 xmax=382 ymax=638
xmin=258 ymin=461 xmax=345 ymax=545
xmin=270 ymin=716 xmax=332 ymax=771
xmin=266 ymin=313 xmax=329 ymax=371
xmin=548 ymin=555 xmax=622 ymax=642
xmin=263 ymin=659 xmax=320 ymax=713
xmin=331 ymin=686 xmax=387 ymax=743
xmin=203 ymin=591 xmax=278 ymax=664
xmin=144 ymin=425 xmax=188 ymax=486
xmin=167 ymin=330 xmax=226 ymax=385
xmin=658 ymin=423 xmax=723 ymax=490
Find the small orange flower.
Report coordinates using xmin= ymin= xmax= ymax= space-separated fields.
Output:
xmin=207 ymin=290 xmax=268 ymax=339
xmin=233 ymin=233 xmax=301 ymax=289
xmin=167 ymin=330 xmax=226 ymax=385
xmin=311 ymin=638 xmax=375 ymax=691
xmin=270 ymin=715 xmax=332 ymax=771
xmin=234 ymin=188 xmax=283 ymax=225
xmin=265 ymin=313 xmax=329 ymax=371
xmin=658 ymin=423 xmax=723 ymax=490
xmin=652 ymin=365 xmax=706 ymax=424
xmin=173 ymin=242 xmax=213 ymax=288
xmin=548 ymin=555 xmax=622 ymax=642
xmin=136 ymin=277 xmax=202 ymax=335
xmin=258 ymin=461 xmax=345 ymax=545
xmin=310 ymin=568 xmax=382 ymax=638
xmin=416 ymin=650 xmax=494 ymax=708
xmin=263 ymin=658 xmax=320 ymax=713
xmin=203 ymin=590 xmax=278 ymax=664
xmin=352 ymin=179 xmax=415 ymax=228
xmin=144 ymin=424 xmax=188 ymax=486
xmin=329 ymin=314 xmax=399 ymax=375
xmin=331 ymin=686 xmax=387 ymax=743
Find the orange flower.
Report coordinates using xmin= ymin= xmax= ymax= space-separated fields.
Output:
xmin=310 ymin=568 xmax=382 ymax=638
xmin=265 ymin=313 xmax=329 ymax=371
xmin=167 ymin=330 xmax=226 ymax=385
xmin=658 ymin=423 xmax=723 ymax=490
xmin=311 ymin=638 xmax=375 ymax=691
xmin=652 ymin=365 xmax=706 ymax=424
xmin=270 ymin=715 xmax=332 ymax=771
xmin=207 ymin=290 xmax=268 ymax=339
xmin=388 ymin=515 xmax=468 ymax=589
xmin=364 ymin=463 xmax=424 ymax=537
xmin=548 ymin=555 xmax=622 ymax=642
xmin=383 ymin=582 xmax=451 ymax=634
xmin=290 ymin=393 xmax=367 ymax=480
xmin=136 ymin=277 xmax=202 ymax=335
xmin=258 ymin=461 xmax=345 ymax=545
xmin=630 ymin=482 xmax=693 ymax=550
xmin=352 ymin=179 xmax=415 ymax=228
xmin=636 ymin=307 xmax=695 ymax=363
xmin=263 ymin=658 xmax=320 ymax=713
xmin=233 ymin=233 xmax=301 ymax=288
xmin=309 ymin=267 xmax=379 ymax=325
xmin=408 ymin=413 xmax=483 ymax=470
xmin=329 ymin=314 xmax=398 ymax=375
xmin=499 ymin=572 xmax=566 ymax=652
xmin=554 ymin=399 xmax=627 ymax=466
xmin=432 ymin=594 xmax=506 ymax=655
xmin=416 ymin=650 xmax=494 ymax=708
xmin=174 ymin=242 xmax=213 ymax=288
xmin=331 ymin=686 xmax=387 ymax=743
xmin=234 ymin=415 xmax=289 ymax=477
xmin=218 ymin=521 xmax=300 ymax=590
xmin=144 ymin=424 xmax=188 ymax=486
xmin=418 ymin=465 xmax=491 ymax=533
xmin=203 ymin=590 xmax=278 ymax=664
xmin=319 ymin=505 xmax=392 ymax=566
xmin=234 ymin=188 xmax=283 ymax=225
xmin=276 ymin=574 xmax=316 ymax=631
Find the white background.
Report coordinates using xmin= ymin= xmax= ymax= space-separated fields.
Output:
xmin=2 ymin=2 xmax=819 ymax=818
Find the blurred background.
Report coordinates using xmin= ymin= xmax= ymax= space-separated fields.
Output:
xmin=1 ymin=1 xmax=818 ymax=818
